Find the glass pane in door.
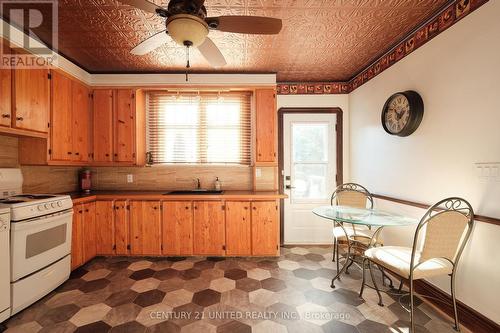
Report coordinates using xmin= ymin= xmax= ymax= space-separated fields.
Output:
xmin=292 ymin=164 xmax=328 ymax=200
xmin=293 ymin=123 xmax=328 ymax=162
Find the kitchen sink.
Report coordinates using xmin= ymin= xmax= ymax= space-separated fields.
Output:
xmin=165 ymin=189 xmax=224 ymax=195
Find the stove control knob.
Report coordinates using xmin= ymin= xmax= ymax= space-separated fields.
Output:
xmin=38 ymin=205 xmax=44 ymax=211
xmin=57 ymin=201 xmax=62 ymax=207
xmin=51 ymin=202 xmax=56 ymax=208
xmin=44 ymin=204 xmax=50 ymax=209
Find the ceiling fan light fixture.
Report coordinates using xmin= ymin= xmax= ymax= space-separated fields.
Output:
xmin=167 ymin=14 xmax=209 ymax=47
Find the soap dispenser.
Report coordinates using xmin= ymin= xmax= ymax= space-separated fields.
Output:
xmin=214 ymin=177 xmax=222 ymax=191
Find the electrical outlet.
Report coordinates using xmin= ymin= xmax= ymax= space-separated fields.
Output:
xmin=255 ymin=168 xmax=262 ymax=178
xmin=127 ymin=174 xmax=133 ymax=183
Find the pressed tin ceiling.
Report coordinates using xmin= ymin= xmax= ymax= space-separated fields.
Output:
xmin=4 ymin=0 xmax=453 ymax=81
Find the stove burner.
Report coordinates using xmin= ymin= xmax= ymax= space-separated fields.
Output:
xmin=0 ymin=200 xmax=25 ymax=204
xmin=13 ymin=194 xmax=56 ymax=199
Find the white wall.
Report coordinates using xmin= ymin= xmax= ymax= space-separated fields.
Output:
xmin=277 ymin=95 xmax=350 ymax=181
xmin=349 ymin=1 xmax=500 ymax=323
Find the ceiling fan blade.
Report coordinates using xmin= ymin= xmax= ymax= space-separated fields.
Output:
xmin=118 ymin=0 xmax=165 ymax=14
xmin=131 ymin=30 xmax=169 ymax=55
xmin=197 ymin=37 xmax=227 ymax=68
xmin=207 ymin=16 xmax=282 ymax=35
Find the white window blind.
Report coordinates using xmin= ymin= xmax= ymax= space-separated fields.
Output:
xmin=147 ymin=91 xmax=252 ymax=165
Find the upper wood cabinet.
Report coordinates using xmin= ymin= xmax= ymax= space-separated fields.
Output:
xmin=130 ymin=201 xmax=162 ymax=255
xmin=225 ymin=201 xmax=252 ymax=256
xmin=251 ymin=201 xmax=279 ymax=256
xmin=50 ymin=71 xmax=73 ymax=161
xmin=114 ymin=89 xmax=135 ymax=162
xmin=72 ymin=80 xmax=90 ymax=162
xmin=92 ymin=89 xmax=114 ymax=163
xmin=255 ymin=89 xmax=277 ymax=163
xmin=193 ymin=201 xmax=226 ymax=256
xmin=162 ymin=201 xmax=194 ymax=256
xmin=13 ymin=68 xmax=50 ymax=133
xmin=92 ymin=88 xmax=145 ymax=166
xmin=0 ymin=62 xmax=11 ymax=127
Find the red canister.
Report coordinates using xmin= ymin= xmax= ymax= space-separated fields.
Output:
xmin=79 ymin=169 xmax=92 ymax=193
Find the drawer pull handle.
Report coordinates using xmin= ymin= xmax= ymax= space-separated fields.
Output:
xmin=16 ymin=116 xmax=23 ymax=121
xmin=1 ymin=114 xmax=10 ymax=118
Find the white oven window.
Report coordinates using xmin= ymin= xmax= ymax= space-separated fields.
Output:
xmin=25 ymin=224 xmax=67 ymax=259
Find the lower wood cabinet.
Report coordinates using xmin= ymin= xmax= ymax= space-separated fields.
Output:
xmin=71 ymin=198 xmax=280 ymax=270
xmin=193 ymin=201 xmax=226 ymax=256
xmin=114 ymin=200 xmax=129 ymax=255
xmin=251 ymin=201 xmax=279 ymax=256
xmin=95 ymin=200 xmax=115 ymax=255
xmin=225 ymin=201 xmax=252 ymax=256
xmin=130 ymin=201 xmax=162 ymax=255
xmin=162 ymin=201 xmax=193 ymax=256
xmin=71 ymin=202 xmax=96 ymax=270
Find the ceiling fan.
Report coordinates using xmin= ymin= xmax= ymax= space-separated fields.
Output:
xmin=120 ymin=0 xmax=283 ymax=68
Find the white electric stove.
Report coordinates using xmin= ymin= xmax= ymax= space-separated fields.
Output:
xmin=0 ymin=168 xmax=73 ymax=318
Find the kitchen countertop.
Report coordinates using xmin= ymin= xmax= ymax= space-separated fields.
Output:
xmin=67 ymin=190 xmax=287 ymax=204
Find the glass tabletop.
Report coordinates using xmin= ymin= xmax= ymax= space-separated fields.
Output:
xmin=312 ymin=205 xmax=418 ymax=227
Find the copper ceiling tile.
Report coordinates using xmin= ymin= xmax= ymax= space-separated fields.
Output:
xmin=1 ymin=0 xmax=451 ymax=81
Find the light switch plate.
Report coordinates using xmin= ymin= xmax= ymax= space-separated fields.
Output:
xmin=475 ymin=162 xmax=500 ymax=182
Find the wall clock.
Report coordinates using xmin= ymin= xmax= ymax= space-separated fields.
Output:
xmin=381 ymin=90 xmax=424 ymax=137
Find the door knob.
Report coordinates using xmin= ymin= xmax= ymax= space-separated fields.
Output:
xmin=285 ymin=185 xmax=296 ymax=189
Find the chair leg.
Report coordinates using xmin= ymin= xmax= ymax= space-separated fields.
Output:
xmin=368 ymin=261 xmax=383 ymax=306
xmin=332 ymin=236 xmax=336 ymax=262
xmin=359 ymin=258 xmax=367 ymax=298
xmin=451 ymin=272 xmax=460 ymax=332
xmin=398 ymin=278 xmax=404 ymax=293
xmin=335 ymin=240 xmax=340 ymax=280
xmin=410 ymin=278 xmax=415 ymax=333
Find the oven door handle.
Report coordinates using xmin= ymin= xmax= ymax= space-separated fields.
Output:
xmin=10 ymin=209 xmax=73 ymax=231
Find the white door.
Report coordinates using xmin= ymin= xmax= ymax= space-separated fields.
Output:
xmin=283 ymin=113 xmax=337 ymax=244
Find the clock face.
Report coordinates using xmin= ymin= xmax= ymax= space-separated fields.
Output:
xmin=383 ymin=93 xmax=410 ymax=135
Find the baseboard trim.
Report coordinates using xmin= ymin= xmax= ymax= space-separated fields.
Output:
xmin=413 ymin=280 xmax=500 ymax=333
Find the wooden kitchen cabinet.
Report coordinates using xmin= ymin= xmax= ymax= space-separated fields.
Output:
xmin=225 ymin=201 xmax=252 ymax=256
xmin=92 ymin=89 xmax=114 ymax=163
xmin=114 ymin=89 xmax=135 ymax=163
xmin=162 ymin=201 xmax=193 ymax=256
xmin=251 ymin=201 xmax=279 ymax=256
xmin=13 ymin=68 xmax=50 ymax=133
xmin=0 ymin=43 xmax=11 ymax=127
xmin=72 ymin=80 xmax=90 ymax=162
xmin=71 ymin=205 xmax=84 ymax=270
xmin=255 ymin=89 xmax=277 ymax=163
xmin=130 ymin=201 xmax=162 ymax=255
xmin=95 ymin=201 xmax=115 ymax=255
xmin=82 ymin=202 xmax=97 ymax=262
xmin=114 ymin=200 xmax=130 ymax=255
xmin=50 ymin=71 xmax=73 ymax=161
xmin=193 ymin=201 xmax=225 ymax=256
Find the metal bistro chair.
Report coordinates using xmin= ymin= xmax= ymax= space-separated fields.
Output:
xmin=361 ymin=197 xmax=474 ymax=332
xmin=330 ymin=183 xmax=383 ymax=276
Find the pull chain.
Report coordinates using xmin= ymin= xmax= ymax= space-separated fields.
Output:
xmin=185 ymin=44 xmax=191 ymax=82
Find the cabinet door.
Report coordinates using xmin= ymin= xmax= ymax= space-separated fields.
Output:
xmin=95 ymin=201 xmax=115 ymax=255
xmin=193 ymin=201 xmax=225 ymax=256
xmin=71 ymin=205 xmax=84 ymax=270
xmin=130 ymin=201 xmax=162 ymax=255
xmin=50 ymin=71 xmax=73 ymax=161
xmin=82 ymin=202 xmax=96 ymax=263
xmin=114 ymin=89 xmax=135 ymax=162
xmin=162 ymin=201 xmax=193 ymax=256
xmin=93 ymin=89 xmax=114 ymax=162
xmin=225 ymin=201 xmax=251 ymax=256
xmin=255 ymin=89 xmax=277 ymax=163
xmin=251 ymin=201 xmax=279 ymax=256
xmin=13 ymin=68 xmax=49 ymax=132
xmin=114 ymin=200 xmax=129 ymax=255
xmin=0 ymin=63 xmax=11 ymax=127
xmin=72 ymin=81 xmax=90 ymax=162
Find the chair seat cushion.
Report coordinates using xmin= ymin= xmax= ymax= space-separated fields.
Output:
xmin=364 ymin=246 xmax=452 ymax=279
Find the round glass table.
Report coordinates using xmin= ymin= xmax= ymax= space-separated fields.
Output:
xmin=313 ymin=205 xmax=418 ymax=289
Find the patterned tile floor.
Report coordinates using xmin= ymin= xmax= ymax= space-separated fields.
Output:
xmin=2 ymin=246 xmax=466 ymax=333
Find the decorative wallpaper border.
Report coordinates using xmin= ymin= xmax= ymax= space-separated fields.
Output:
xmin=276 ymin=0 xmax=489 ymax=95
